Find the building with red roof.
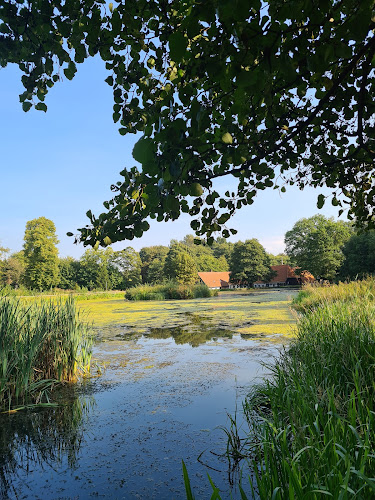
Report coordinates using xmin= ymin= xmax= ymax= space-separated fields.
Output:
xmin=254 ymin=265 xmax=314 ymax=287
xmin=198 ymin=271 xmax=231 ymax=289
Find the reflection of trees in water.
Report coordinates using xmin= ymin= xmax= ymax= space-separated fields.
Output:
xmin=147 ymin=313 xmax=233 ymax=347
xmin=0 ymin=393 xmax=94 ymax=498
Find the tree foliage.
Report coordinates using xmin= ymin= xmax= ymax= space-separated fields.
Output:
xmin=2 ymin=252 xmax=25 ymax=287
xmin=111 ymin=247 xmax=142 ymax=288
xmin=164 ymin=244 xmax=197 ymax=284
xmin=230 ymin=239 xmax=274 ymax=286
xmin=340 ymin=230 xmax=375 ymax=278
xmin=268 ymin=253 xmax=291 ymax=266
xmin=2 ymin=0 xmax=375 ymax=245
xmin=139 ymin=245 xmax=169 ymax=283
xmin=23 ymin=217 xmax=59 ymax=289
xmin=285 ymin=215 xmax=352 ymax=280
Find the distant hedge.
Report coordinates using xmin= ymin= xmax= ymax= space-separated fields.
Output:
xmin=124 ymin=281 xmax=217 ymax=301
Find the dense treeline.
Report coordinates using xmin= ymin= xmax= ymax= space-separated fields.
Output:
xmin=0 ymin=219 xmax=238 ymax=292
xmin=2 ymin=215 xmax=375 ymax=292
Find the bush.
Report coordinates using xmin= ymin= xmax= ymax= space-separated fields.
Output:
xmin=124 ymin=281 xmax=217 ymax=301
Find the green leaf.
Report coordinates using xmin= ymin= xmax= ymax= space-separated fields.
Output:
xmin=169 ymin=32 xmax=188 ymax=62
xmin=22 ymin=102 xmax=32 ymax=112
xmin=132 ymin=137 xmax=155 ymax=164
xmin=35 ymin=102 xmax=47 ymax=112
xmin=317 ymin=194 xmax=325 ymax=209
xmin=218 ymin=213 xmax=230 ymax=224
xmin=147 ymin=57 xmax=156 ymax=68
xmin=222 ymin=132 xmax=233 ymax=144
xmin=105 ymin=76 xmax=114 ymax=86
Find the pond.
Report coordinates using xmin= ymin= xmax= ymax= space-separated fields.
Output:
xmin=0 ymin=289 xmax=297 ymax=499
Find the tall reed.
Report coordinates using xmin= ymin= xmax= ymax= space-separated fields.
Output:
xmin=240 ymin=284 xmax=375 ymax=498
xmin=292 ymin=276 xmax=375 ymax=312
xmin=0 ymin=296 xmax=92 ymax=410
xmin=183 ymin=279 xmax=375 ymax=498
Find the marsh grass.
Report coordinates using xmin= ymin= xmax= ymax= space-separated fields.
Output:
xmin=0 ymin=296 xmax=92 ymax=411
xmin=292 ymin=277 xmax=375 ymax=313
xmin=125 ymin=281 xmax=217 ymax=301
xmin=0 ymin=286 xmax=125 ymax=302
xmin=235 ymin=281 xmax=375 ymax=498
xmin=183 ymin=280 xmax=375 ymax=498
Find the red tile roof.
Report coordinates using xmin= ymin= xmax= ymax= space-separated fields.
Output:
xmin=198 ymin=271 xmax=231 ymax=288
xmin=269 ymin=265 xmax=297 ymax=283
xmin=255 ymin=265 xmax=315 ymax=284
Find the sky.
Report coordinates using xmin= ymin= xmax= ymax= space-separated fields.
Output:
xmin=0 ymin=56 xmax=346 ymax=259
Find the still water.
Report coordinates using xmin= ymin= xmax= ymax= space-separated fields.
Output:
xmin=0 ymin=290 xmax=296 ymax=499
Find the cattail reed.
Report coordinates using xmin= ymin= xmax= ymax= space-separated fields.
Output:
xmin=0 ymin=296 xmax=92 ymax=410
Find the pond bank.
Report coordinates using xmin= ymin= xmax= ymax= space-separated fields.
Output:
xmin=0 ymin=290 xmax=296 ymax=499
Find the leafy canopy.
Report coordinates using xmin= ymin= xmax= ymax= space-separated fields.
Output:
xmin=23 ymin=217 xmax=59 ymax=289
xmin=340 ymin=229 xmax=375 ymax=278
xmin=230 ymin=239 xmax=274 ymax=285
xmin=284 ymin=214 xmax=353 ymax=279
xmin=163 ymin=243 xmax=197 ymax=284
xmin=2 ymin=0 xmax=375 ymax=245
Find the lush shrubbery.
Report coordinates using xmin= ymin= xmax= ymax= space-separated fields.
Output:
xmin=125 ymin=281 xmax=216 ymax=301
xmin=0 ymin=297 xmax=92 ymax=411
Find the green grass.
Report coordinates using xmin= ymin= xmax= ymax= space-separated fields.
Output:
xmin=183 ymin=279 xmax=375 ymax=498
xmin=0 ymin=285 xmax=125 ymax=301
xmin=236 ymin=280 xmax=375 ymax=498
xmin=0 ymin=296 xmax=93 ymax=411
xmin=124 ymin=281 xmax=217 ymax=301
xmin=292 ymin=277 xmax=375 ymax=313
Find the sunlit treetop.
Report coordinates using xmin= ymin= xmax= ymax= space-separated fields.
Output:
xmin=1 ymin=0 xmax=375 ymax=246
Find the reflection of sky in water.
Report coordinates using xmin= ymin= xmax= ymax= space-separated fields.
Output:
xmin=0 ymin=290 xmax=296 ymax=499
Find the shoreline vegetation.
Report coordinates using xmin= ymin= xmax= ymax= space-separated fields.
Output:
xmin=0 ymin=297 xmax=93 ymax=412
xmin=124 ymin=282 xmax=217 ymax=301
xmin=184 ymin=278 xmax=375 ymax=498
xmin=0 ymin=286 xmax=126 ymax=301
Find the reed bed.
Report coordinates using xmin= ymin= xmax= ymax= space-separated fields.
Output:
xmin=125 ymin=281 xmax=217 ymax=301
xmin=292 ymin=277 xmax=375 ymax=313
xmin=183 ymin=279 xmax=375 ymax=498
xmin=0 ymin=297 xmax=92 ymax=411
xmin=241 ymin=298 xmax=375 ymax=498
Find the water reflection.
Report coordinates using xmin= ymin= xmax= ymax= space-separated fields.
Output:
xmin=147 ymin=325 xmax=233 ymax=347
xmin=110 ymin=311 xmax=237 ymax=347
xmin=0 ymin=392 xmax=93 ymax=498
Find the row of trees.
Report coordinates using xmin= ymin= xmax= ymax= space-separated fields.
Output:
xmin=0 ymin=217 xmax=288 ymax=291
xmin=1 ymin=215 xmax=373 ymax=292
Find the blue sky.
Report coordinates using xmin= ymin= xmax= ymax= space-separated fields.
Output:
xmin=0 ymin=56 xmax=345 ymax=258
